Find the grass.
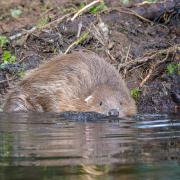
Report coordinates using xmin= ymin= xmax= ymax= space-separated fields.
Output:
xmin=2 ymin=50 xmax=16 ymax=64
xmin=89 ymin=1 xmax=107 ymax=14
xmin=0 ymin=35 xmax=9 ymax=47
xmin=166 ymin=63 xmax=180 ymax=75
xmin=0 ymin=35 xmax=16 ymax=66
xmin=37 ymin=17 xmax=49 ymax=28
xmin=65 ymin=32 xmax=89 ymax=54
xmin=130 ymin=87 xmax=141 ymax=100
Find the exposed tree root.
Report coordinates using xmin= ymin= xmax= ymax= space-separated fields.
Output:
xmin=118 ymin=44 xmax=179 ymax=86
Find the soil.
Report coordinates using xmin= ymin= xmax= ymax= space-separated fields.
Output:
xmin=0 ymin=0 xmax=179 ymax=113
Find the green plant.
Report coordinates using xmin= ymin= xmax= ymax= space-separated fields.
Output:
xmin=65 ymin=32 xmax=89 ymax=53
xmin=18 ymin=69 xmax=25 ymax=78
xmin=78 ymin=32 xmax=89 ymax=44
xmin=130 ymin=87 xmax=141 ymax=100
xmin=2 ymin=50 xmax=16 ymax=64
xmin=121 ymin=0 xmax=129 ymax=5
xmin=166 ymin=63 xmax=180 ymax=75
xmin=10 ymin=8 xmax=22 ymax=18
xmin=37 ymin=17 xmax=49 ymax=28
xmin=0 ymin=35 xmax=9 ymax=47
xmin=89 ymin=1 xmax=107 ymax=14
xmin=79 ymin=2 xmax=86 ymax=9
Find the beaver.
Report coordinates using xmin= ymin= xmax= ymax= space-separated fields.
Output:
xmin=3 ymin=50 xmax=137 ymax=117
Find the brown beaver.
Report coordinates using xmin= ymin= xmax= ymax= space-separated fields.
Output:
xmin=3 ymin=50 xmax=137 ymax=117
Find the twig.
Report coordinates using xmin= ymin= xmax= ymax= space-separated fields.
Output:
xmin=71 ymin=0 xmax=102 ymax=21
xmin=119 ymin=53 xmax=157 ymax=70
xmin=18 ymin=54 xmax=44 ymax=64
xmin=90 ymin=22 xmax=116 ymax=62
xmin=118 ymin=44 xmax=179 ymax=70
xmin=40 ymin=13 xmax=72 ymax=29
xmin=105 ymin=50 xmax=116 ymax=62
xmin=90 ymin=23 xmax=105 ymax=45
xmin=139 ymin=46 xmax=175 ymax=86
xmin=140 ymin=65 xmax=154 ymax=87
xmin=124 ymin=44 xmax=131 ymax=63
xmin=9 ymin=13 xmax=72 ymax=41
xmin=64 ymin=32 xmax=89 ymax=54
xmin=123 ymin=44 xmax=131 ymax=76
xmin=5 ymin=74 xmax=10 ymax=87
xmin=77 ymin=21 xmax=83 ymax=38
xmin=40 ymin=7 xmax=55 ymax=17
xmin=90 ymin=23 xmax=116 ymax=62
xmin=110 ymin=7 xmax=153 ymax=23
xmin=9 ymin=27 xmax=37 ymax=40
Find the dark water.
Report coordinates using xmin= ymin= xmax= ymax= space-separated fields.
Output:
xmin=0 ymin=112 xmax=179 ymax=180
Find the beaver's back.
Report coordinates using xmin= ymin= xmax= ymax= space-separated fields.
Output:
xmin=20 ymin=51 xmax=127 ymax=98
xmin=3 ymin=51 xmax=136 ymax=114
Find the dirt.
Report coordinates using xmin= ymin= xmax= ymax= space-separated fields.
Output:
xmin=0 ymin=0 xmax=179 ymax=113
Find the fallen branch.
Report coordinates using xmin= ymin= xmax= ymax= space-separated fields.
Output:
xmin=139 ymin=48 xmax=171 ymax=86
xmin=118 ymin=44 xmax=179 ymax=71
xmin=140 ymin=65 xmax=155 ymax=87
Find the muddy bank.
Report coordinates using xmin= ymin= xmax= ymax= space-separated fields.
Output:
xmin=0 ymin=0 xmax=179 ymax=113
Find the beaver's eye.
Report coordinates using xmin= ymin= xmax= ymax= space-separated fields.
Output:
xmin=99 ymin=101 xmax=103 ymax=106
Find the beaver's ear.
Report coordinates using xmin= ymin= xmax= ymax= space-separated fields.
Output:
xmin=84 ymin=95 xmax=93 ymax=103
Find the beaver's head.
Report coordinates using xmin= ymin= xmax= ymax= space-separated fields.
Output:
xmin=84 ymin=85 xmax=137 ymax=118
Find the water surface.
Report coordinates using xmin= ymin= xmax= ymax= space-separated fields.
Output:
xmin=0 ymin=112 xmax=179 ymax=179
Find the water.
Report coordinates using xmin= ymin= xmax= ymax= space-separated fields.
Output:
xmin=0 ymin=112 xmax=179 ymax=180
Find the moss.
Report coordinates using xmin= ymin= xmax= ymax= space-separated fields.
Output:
xmin=166 ymin=63 xmax=180 ymax=75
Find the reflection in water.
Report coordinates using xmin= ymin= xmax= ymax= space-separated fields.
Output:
xmin=0 ymin=112 xmax=180 ymax=179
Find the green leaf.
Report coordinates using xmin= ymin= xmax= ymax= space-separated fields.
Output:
xmin=79 ymin=2 xmax=85 ymax=9
xmin=2 ymin=51 xmax=16 ymax=64
xmin=89 ymin=1 xmax=107 ymax=14
xmin=10 ymin=9 xmax=22 ymax=18
xmin=9 ymin=55 xmax=16 ymax=64
xmin=2 ymin=51 xmax=11 ymax=62
xmin=37 ymin=17 xmax=49 ymax=28
xmin=0 ymin=35 xmax=9 ymax=47
xmin=122 ymin=0 xmax=129 ymax=5
xmin=166 ymin=63 xmax=177 ymax=75
xmin=130 ymin=87 xmax=141 ymax=100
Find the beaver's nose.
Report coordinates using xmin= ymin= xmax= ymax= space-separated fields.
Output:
xmin=108 ymin=109 xmax=119 ymax=116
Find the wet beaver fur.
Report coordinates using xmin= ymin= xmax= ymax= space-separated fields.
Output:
xmin=3 ymin=50 xmax=137 ymax=117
